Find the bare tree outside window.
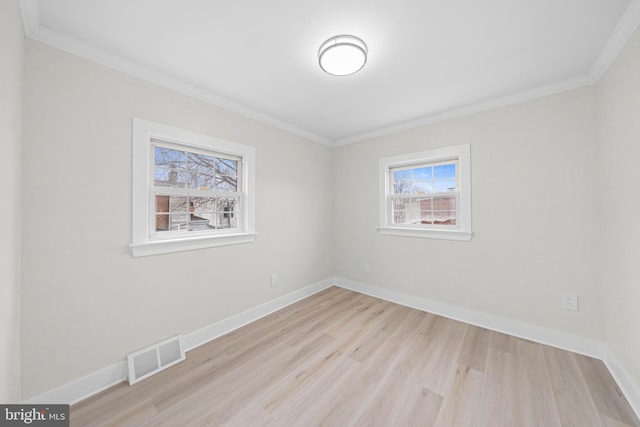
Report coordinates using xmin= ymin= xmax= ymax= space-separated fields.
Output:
xmin=153 ymin=146 xmax=240 ymax=232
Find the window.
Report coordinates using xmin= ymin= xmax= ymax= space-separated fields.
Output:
xmin=131 ymin=118 xmax=256 ymax=257
xmin=379 ymin=144 xmax=472 ymax=241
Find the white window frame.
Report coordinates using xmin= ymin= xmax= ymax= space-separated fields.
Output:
xmin=378 ymin=144 xmax=472 ymax=241
xmin=131 ymin=118 xmax=256 ymax=257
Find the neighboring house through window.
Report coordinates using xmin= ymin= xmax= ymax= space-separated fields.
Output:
xmin=131 ymin=118 xmax=256 ymax=257
xmin=379 ymin=144 xmax=472 ymax=241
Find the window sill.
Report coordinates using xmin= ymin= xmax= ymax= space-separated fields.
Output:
xmin=131 ymin=232 xmax=257 ymax=257
xmin=378 ymin=227 xmax=472 ymax=241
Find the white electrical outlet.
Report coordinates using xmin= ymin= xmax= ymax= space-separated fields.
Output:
xmin=362 ymin=262 xmax=369 ymax=273
xmin=561 ymin=292 xmax=578 ymax=311
xmin=270 ymin=274 xmax=278 ymax=288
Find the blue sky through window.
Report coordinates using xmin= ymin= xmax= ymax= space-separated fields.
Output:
xmin=392 ymin=162 xmax=457 ymax=194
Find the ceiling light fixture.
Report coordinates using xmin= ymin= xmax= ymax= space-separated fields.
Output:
xmin=318 ymin=35 xmax=368 ymax=76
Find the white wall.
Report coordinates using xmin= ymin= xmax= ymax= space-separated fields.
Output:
xmin=16 ymin=14 xmax=640 ymax=404
xmin=0 ymin=0 xmax=23 ymax=403
xmin=333 ymin=87 xmax=602 ymax=340
xmin=21 ymin=40 xmax=333 ymax=400
xmin=598 ymin=26 xmax=640 ymax=388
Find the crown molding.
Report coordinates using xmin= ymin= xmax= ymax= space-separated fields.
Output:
xmin=590 ymin=0 xmax=640 ymax=80
xmin=19 ymin=0 xmax=332 ymax=146
xmin=334 ymin=0 xmax=640 ymax=147
xmin=332 ymin=74 xmax=597 ymax=146
xmin=20 ymin=0 xmax=640 ymax=148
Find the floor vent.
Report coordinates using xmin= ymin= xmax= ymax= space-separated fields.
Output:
xmin=127 ymin=335 xmax=185 ymax=385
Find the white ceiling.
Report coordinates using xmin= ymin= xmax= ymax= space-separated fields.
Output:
xmin=21 ymin=0 xmax=640 ymax=145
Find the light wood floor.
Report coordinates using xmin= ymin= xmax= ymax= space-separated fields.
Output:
xmin=71 ymin=287 xmax=639 ymax=426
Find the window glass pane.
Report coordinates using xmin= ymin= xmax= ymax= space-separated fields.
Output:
xmin=187 ymin=152 xmax=215 ymax=174
xmin=155 ymin=195 xmax=170 ymax=213
xmin=392 ymin=198 xmax=421 ymax=225
xmin=392 ymin=170 xmax=411 ymax=194
xmin=216 ymin=158 xmax=238 ymax=178
xmin=185 ymin=172 xmax=214 ymax=190
xmin=434 ymin=163 xmax=456 ymax=179
xmin=169 ymin=196 xmax=188 ymax=213
xmin=154 ymin=168 xmax=171 ymax=186
xmin=412 ymin=167 xmax=432 ymax=180
xmin=188 ymin=211 xmax=213 ymax=230
xmin=216 ymin=159 xmax=238 ymax=191
xmin=156 ymin=213 xmax=169 ymax=231
xmin=215 ymin=175 xmax=237 ymax=192
xmin=190 ymin=197 xmax=215 ymax=212
xmin=168 ymin=213 xmax=189 ymax=231
xmin=433 ymin=210 xmax=456 ymax=225
xmin=154 ymin=168 xmax=188 ymax=188
xmin=190 ymin=197 xmax=215 ymax=231
xmin=412 ymin=181 xmax=431 ymax=194
xmin=185 ymin=152 xmax=216 ymax=189
xmin=198 ymin=173 xmax=214 ymax=189
xmin=155 ymin=195 xmax=171 ymax=231
xmin=418 ymin=198 xmax=432 ymax=210
xmin=433 ymin=179 xmax=457 ymax=192
xmin=154 ymin=147 xmax=186 ymax=188
xmin=216 ymin=197 xmax=238 ymax=229
xmin=433 ymin=196 xmax=456 ymax=211
xmin=217 ymin=197 xmax=238 ymax=212
xmin=392 ymin=198 xmax=405 ymax=224
xmin=215 ymin=212 xmax=238 ymax=229
xmin=154 ymin=147 xmax=185 ymax=168
xmin=190 ymin=197 xmax=215 ymax=229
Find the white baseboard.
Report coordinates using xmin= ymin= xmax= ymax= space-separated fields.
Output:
xmin=182 ymin=278 xmax=333 ymax=351
xmin=26 ymin=361 xmax=128 ymax=405
xmin=603 ymin=348 xmax=640 ymax=420
xmin=26 ymin=278 xmax=334 ymax=405
xmin=334 ymin=276 xmax=604 ymax=358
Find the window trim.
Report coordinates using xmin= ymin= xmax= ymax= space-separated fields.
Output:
xmin=131 ymin=118 xmax=256 ymax=257
xmin=378 ymin=144 xmax=472 ymax=241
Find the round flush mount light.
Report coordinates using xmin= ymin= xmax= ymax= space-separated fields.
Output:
xmin=318 ymin=35 xmax=368 ymax=76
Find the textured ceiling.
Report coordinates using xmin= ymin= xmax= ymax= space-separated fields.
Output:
xmin=21 ymin=0 xmax=640 ymax=145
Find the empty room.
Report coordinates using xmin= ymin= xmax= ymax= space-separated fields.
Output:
xmin=2 ymin=0 xmax=640 ymax=425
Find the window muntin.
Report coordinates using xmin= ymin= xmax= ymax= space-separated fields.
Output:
xmin=378 ymin=144 xmax=471 ymax=241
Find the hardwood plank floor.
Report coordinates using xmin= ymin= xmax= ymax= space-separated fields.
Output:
xmin=71 ymin=287 xmax=640 ymax=427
